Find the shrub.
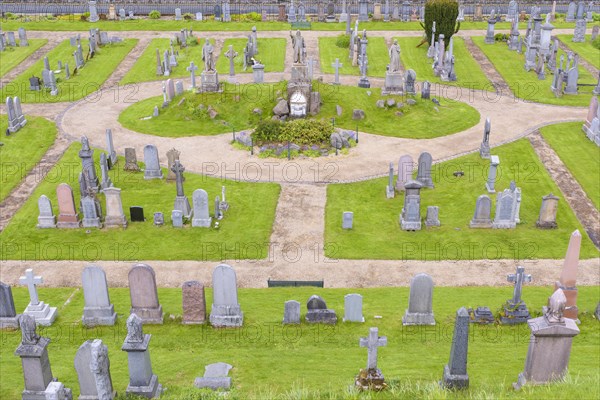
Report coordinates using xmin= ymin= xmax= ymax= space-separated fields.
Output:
xmin=186 ymin=36 xmax=200 ymax=46
xmin=280 ymin=119 xmax=334 ymax=146
xmin=592 ymin=36 xmax=600 ymax=50
xmin=149 ymin=10 xmax=161 ymax=19
xmin=494 ymin=33 xmax=509 ymax=42
xmin=183 ymin=13 xmax=194 ymax=20
xmin=80 ymin=14 xmax=88 ymax=22
xmin=99 ymin=13 xmax=107 ymax=21
xmin=421 ymin=0 xmax=460 ymax=47
xmin=5 ymin=12 xmax=16 ymax=20
xmin=593 ymin=12 xmax=600 ymax=22
xmin=253 ymin=119 xmax=283 ymax=144
xmin=240 ymin=12 xmax=262 ymax=22
xmin=335 ymin=34 xmax=351 ymax=49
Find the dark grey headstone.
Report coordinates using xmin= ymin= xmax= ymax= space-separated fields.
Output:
xmin=441 ymin=307 xmax=470 ymax=389
xmin=130 ymin=206 xmax=144 ymax=222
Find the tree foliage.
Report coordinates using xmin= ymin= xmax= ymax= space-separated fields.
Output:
xmin=421 ymin=0 xmax=460 ymax=47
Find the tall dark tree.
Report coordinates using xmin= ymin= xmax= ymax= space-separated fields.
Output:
xmin=421 ymin=0 xmax=461 ymax=47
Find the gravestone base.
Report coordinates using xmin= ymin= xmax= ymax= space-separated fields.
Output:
xmin=355 ymin=368 xmax=387 ymax=391
xmin=468 ymin=307 xmax=495 ymax=324
xmin=194 ymin=377 xmax=231 ymax=390
xmin=479 ymin=143 xmax=490 ymax=159
xmin=82 ymin=216 xmax=101 ymax=228
xmin=402 ymin=310 xmax=435 ymax=325
xmin=536 ymin=218 xmax=557 ymax=229
xmin=492 ymin=219 xmax=516 ymax=229
xmin=554 ymin=284 xmax=578 ymax=320
xmin=500 ymin=301 xmax=530 ymax=325
xmin=485 ymin=182 xmax=496 ymax=193
xmin=382 ymin=72 xmax=404 ymax=95
xmin=23 ymin=302 xmax=57 ymax=326
xmin=174 ymin=196 xmax=192 ymax=219
xmin=82 ymin=304 xmax=117 ymax=326
xmin=400 ymin=217 xmax=421 ymax=231
xmin=143 ymin=168 xmax=163 ymax=180
xmin=290 ymin=64 xmax=309 ymax=81
xmin=126 ymin=373 xmax=163 ymax=398
xmin=201 ymin=71 xmax=221 ymax=93
xmin=131 ymin=305 xmax=163 ymax=324
xmin=192 ymin=216 xmax=212 ymax=228
xmin=469 ymin=217 xmax=492 ymax=228
xmin=386 ymin=185 xmax=395 ymax=199
xmin=37 ymin=215 xmax=56 ymax=229
xmin=305 ymin=309 xmax=338 ymax=324
xmin=0 ymin=316 xmax=19 ymax=329
xmin=57 ymin=216 xmax=80 ymax=229
xmin=104 ymin=215 xmax=127 ymax=228
xmin=441 ymin=364 xmax=469 ymax=389
xmin=210 ymin=306 xmax=244 ymax=327
xmin=358 ymin=77 xmax=371 ymax=88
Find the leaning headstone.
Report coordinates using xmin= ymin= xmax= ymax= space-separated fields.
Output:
xmin=513 ymin=289 xmax=579 ymax=389
xmin=194 ymin=362 xmax=233 ymax=390
xmin=82 ymin=265 xmax=117 ymax=326
xmin=209 ymin=264 xmax=244 ymax=327
xmin=0 ymin=282 xmax=19 ymax=328
xmin=425 ymin=206 xmax=440 ymax=227
xmin=553 ymin=230 xmax=582 ymax=320
xmin=37 ymin=195 xmax=56 ymax=228
xmin=342 ymin=211 xmax=354 ymax=229
xmin=99 ymin=153 xmax=112 ymax=190
xmin=501 ymin=266 xmax=532 ymax=324
xmin=470 ymin=195 xmax=492 ymax=228
xmin=355 ymin=327 xmax=387 ymax=390
xmin=385 ymin=162 xmax=395 ymax=198
xmin=18 ymin=28 xmax=29 ymax=47
xmin=124 ymin=148 xmax=141 ymax=172
xmin=192 ymin=189 xmax=212 ymax=227
xmin=74 ymin=339 xmax=116 ymax=399
xmin=19 ymin=268 xmax=58 ymax=325
xmin=403 ymin=273 xmax=435 ymax=325
xmin=105 ymin=129 xmax=117 ymax=167
xmin=128 ymin=264 xmax=163 ymax=324
xmin=283 ymin=300 xmax=301 ymax=324
xmin=103 ymin=187 xmax=127 ymax=228
xmin=441 ymin=307 xmax=470 ymax=389
xmin=480 ymin=118 xmax=491 ymax=159
xmin=305 ymin=295 xmax=337 ymax=324
xmin=344 ymin=294 xmax=365 ymax=322
xmin=536 ymin=193 xmax=559 ymax=229
xmin=182 ymin=281 xmax=206 ymax=324
xmin=143 ymin=144 xmax=163 ymax=180
xmin=122 ymin=314 xmax=163 ymax=397
xmin=56 ymin=183 xmax=80 ymax=228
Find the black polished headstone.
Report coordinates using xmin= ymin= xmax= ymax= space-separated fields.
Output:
xmin=130 ymin=206 xmax=145 ymax=222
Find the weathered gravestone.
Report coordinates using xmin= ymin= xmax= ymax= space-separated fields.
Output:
xmin=56 ymin=183 xmax=80 ymax=228
xmin=400 ymin=180 xmax=422 ymax=231
xmin=143 ymin=144 xmax=163 ymax=180
xmin=82 ymin=196 xmax=102 ymax=228
xmin=0 ymin=282 xmax=19 ymax=328
xmin=501 ymin=266 xmax=532 ymax=324
xmin=153 ymin=212 xmax=164 ymax=226
xmin=283 ymin=300 xmax=301 ymax=324
xmin=395 ymin=155 xmax=413 ymax=192
xmin=552 ymin=230 xmax=582 ymax=320
xmin=344 ymin=293 xmax=365 ymax=322
xmin=182 ymin=281 xmax=206 ymax=324
xmin=171 ymin=210 xmax=183 ymax=227
xmin=79 ymin=136 xmax=100 ymax=192
xmin=470 ymin=195 xmax=492 ymax=228
xmin=18 ymin=28 xmax=29 ymax=46
xmin=441 ymin=307 xmax=470 ymax=389
xmin=37 ymin=195 xmax=56 ymax=228
xmin=403 ymin=273 xmax=435 ymax=325
xmin=19 ymin=268 xmax=58 ymax=326
xmin=105 ymin=129 xmax=117 ymax=167
xmin=192 ymin=189 xmax=212 ymax=227
xmin=194 ymin=362 xmax=233 ymax=390
xmin=122 ymin=314 xmax=163 ymax=397
xmin=99 ymin=153 xmax=112 ymax=190
xmin=124 ymin=148 xmax=140 ymax=172
xmin=128 ymin=264 xmax=163 ymax=324
xmin=536 ymin=193 xmax=559 ymax=229
xmin=209 ymin=264 xmax=243 ymax=327
xmin=416 ymin=152 xmax=434 ymax=188
xmin=425 ymin=206 xmax=441 ymax=227
xmin=305 ymin=295 xmax=337 ymax=324
xmin=342 ymin=211 xmax=354 ymax=229
xmin=82 ymin=265 xmax=117 ymax=326
xmin=492 ymin=185 xmax=521 ymax=229
xmin=103 ymin=187 xmax=127 ymax=228
xmin=355 ymin=327 xmax=387 ymax=390
xmin=513 ymin=289 xmax=580 ymax=390
xmin=480 ymin=118 xmax=491 ymax=159
xmin=74 ymin=339 xmax=116 ymax=399
xmin=165 ymin=148 xmax=180 ymax=181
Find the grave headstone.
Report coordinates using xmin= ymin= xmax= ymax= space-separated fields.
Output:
xmin=105 ymin=129 xmax=117 ymax=167
xmin=143 ymin=144 xmax=163 ymax=180
xmin=480 ymin=118 xmax=491 ymax=159
xmin=0 ymin=282 xmax=18 ymax=328
xmin=395 ymin=155 xmax=414 ymax=192
xmin=124 ymin=148 xmax=140 ymax=172
xmin=209 ymin=264 xmax=244 ymax=327
xmin=74 ymin=339 xmax=115 ymax=399
xmin=19 ymin=268 xmax=58 ymax=326
xmin=56 ymin=183 xmax=80 ymax=228
xmin=128 ymin=264 xmax=163 ymax=324
xmin=223 ymin=1 xmax=231 ymax=22
xmin=81 ymin=196 xmax=102 ymax=228
xmin=122 ymin=314 xmax=163 ymax=397
xmin=82 ymin=265 xmax=116 ymax=326
xmin=36 ymin=195 xmax=56 ymax=229
xmin=18 ymin=28 xmax=28 ymax=47
xmin=283 ymin=300 xmax=301 ymax=324
xmin=252 ymin=63 xmax=265 ymax=83
xmin=166 ymin=148 xmax=180 ymax=181
xmin=99 ymin=153 xmax=112 ymax=190
xmin=171 ymin=210 xmax=183 ymax=227
xmin=386 ymin=162 xmax=395 ymax=198
xmin=405 ymin=69 xmax=416 ymax=94
xmin=536 ymin=193 xmax=559 ymax=229
xmin=469 ymin=306 xmax=495 ymax=324
xmin=153 ymin=212 xmax=164 ymax=226
xmin=305 ymin=295 xmax=337 ymax=324
xmin=553 ymin=230 xmax=582 ymax=320
xmin=355 ymin=327 xmax=387 ymax=390
xmin=88 ymin=1 xmax=99 ymax=23
xmin=403 ymin=273 xmax=435 ymax=325
xmin=344 ymin=294 xmax=365 ymax=322
xmin=342 ymin=211 xmax=354 ymax=229
xmin=416 ymin=152 xmax=434 ymax=188
xmin=425 ymin=206 xmax=440 ymax=227
xmin=492 ymin=185 xmax=520 ymax=229
xmin=192 ymin=189 xmax=212 ymax=227
xmin=501 ymin=266 xmax=532 ymax=324
xmin=441 ymin=307 xmax=470 ymax=389
xmin=485 ymin=155 xmax=500 ymax=193
xmin=7 ymin=31 xmax=16 ymax=47
xmin=358 ymin=0 xmax=369 ymax=22
xmin=103 ymin=187 xmax=127 ymax=228
xmin=175 ymin=8 xmax=182 ymax=21
xmin=130 ymin=206 xmax=145 ymax=222
xmin=470 ymin=195 xmax=492 ymax=228
xmin=79 ymin=136 xmax=100 ymax=192
xmin=182 ymin=281 xmax=206 ymax=324
xmin=400 ymin=180 xmax=422 ymax=231
xmin=194 ymin=362 xmax=233 ymax=390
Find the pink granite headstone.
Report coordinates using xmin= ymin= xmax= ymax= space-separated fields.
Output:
xmin=56 ymin=183 xmax=80 ymax=228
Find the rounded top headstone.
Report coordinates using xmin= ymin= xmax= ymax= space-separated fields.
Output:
xmin=307 ymin=295 xmax=327 ymax=310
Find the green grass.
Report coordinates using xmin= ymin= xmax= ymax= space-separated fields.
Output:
xmin=0 ymin=39 xmax=47 ymax=77
xmin=0 ymin=115 xmax=57 ymax=202
xmin=325 ymin=139 xmax=599 ymax=260
xmin=0 ymin=143 xmax=280 ymax=261
xmin=319 ymin=36 xmax=390 ymax=78
xmin=395 ymin=36 xmax=493 ymax=91
xmin=556 ymin=33 xmax=600 ymax=70
xmin=472 ymin=36 xmax=596 ymax=106
xmin=119 ymin=38 xmax=205 ymax=85
xmin=0 ymin=285 xmax=598 ymax=399
xmin=118 ymin=82 xmax=480 ymax=139
xmin=215 ymin=38 xmax=286 ymax=75
xmin=0 ymin=38 xmax=138 ymax=103
xmin=540 ymin=121 xmax=600 ymax=210
xmin=0 ymin=17 xmax=578 ymax=32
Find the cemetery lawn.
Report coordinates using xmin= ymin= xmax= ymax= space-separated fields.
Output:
xmin=0 ymin=115 xmax=57 ymax=202
xmin=0 ymin=143 xmax=280 ymax=261
xmin=0 ymin=39 xmax=47 ymax=77
xmin=319 ymin=36 xmax=390 ymax=78
xmin=0 ymin=285 xmax=598 ymax=399
xmin=119 ymin=82 xmax=480 ymax=139
xmin=395 ymin=36 xmax=493 ymax=92
xmin=472 ymin=36 xmax=596 ymax=106
xmin=0 ymin=38 xmax=138 ymax=104
xmin=556 ymin=34 xmax=600 ymax=69
xmin=325 ymin=139 xmax=599 ymax=260
xmin=119 ymin=38 xmax=205 ymax=85
xmin=540 ymin=121 xmax=600 ymax=210
xmin=215 ymin=38 xmax=286 ymax=75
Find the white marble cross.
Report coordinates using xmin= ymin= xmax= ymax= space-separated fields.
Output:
xmin=19 ymin=268 xmax=43 ymax=305
xmin=359 ymin=327 xmax=387 ymax=370
xmin=187 ymin=61 xmax=198 ymax=89
xmin=332 ymin=58 xmax=343 ymax=85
